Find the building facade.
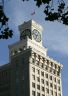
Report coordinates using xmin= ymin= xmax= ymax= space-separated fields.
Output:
xmin=0 ymin=20 xmax=63 ymax=96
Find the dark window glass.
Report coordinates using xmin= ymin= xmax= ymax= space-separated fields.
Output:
xmin=54 ymin=77 xmax=56 ymax=82
xmin=45 ymin=73 xmax=48 ymax=78
xmin=41 ymin=63 xmax=44 ymax=68
xmin=46 ymin=88 xmax=49 ymax=93
xmin=41 ymin=71 xmax=44 ymax=77
xmin=58 ymin=86 xmax=61 ymax=91
xmin=41 ymin=79 xmax=44 ymax=84
xmin=32 ymin=75 xmax=35 ymax=80
xmin=37 ymin=69 xmax=40 ymax=75
xmin=37 ymin=77 xmax=40 ymax=82
xmin=54 ymin=85 xmax=57 ymax=89
xmin=32 ymin=67 xmax=35 ymax=72
xmin=37 ymin=92 xmax=40 ymax=96
xmin=42 ymin=86 xmax=45 ymax=91
xmin=32 ymin=91 xmax=35 ymax=96
xmin=50 ymin=76 xmax=52 ymax=80
xmin=37 ymin=85 xmax=40 ymax=90
xmin=46 ymin=81 xmax=49 ymax=86
xmin=32 ymin=58 xmax=35 ymax=63
xmin=58 ymin=79 xmax=60 ymax=84
xmin=50 ymin=83 xmax=53 ymax=88
xmin=32 ymin=82 xmax=35 ymax=88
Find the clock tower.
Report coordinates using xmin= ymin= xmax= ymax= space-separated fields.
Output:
xmin=19 ymin=20 xmax=43 ymax=44
xmin=18 ymin=19 xmax=47 ymax=56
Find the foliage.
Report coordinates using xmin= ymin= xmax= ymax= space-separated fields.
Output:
xmin=23 ymin=0 xmax=68 ymax=25
xmin=0 ymin=5 xmax=13 ymax=39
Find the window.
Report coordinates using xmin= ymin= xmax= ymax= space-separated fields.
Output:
xmin=37 ymin=85 xmax=40 ymax=90
xmin=32 ymin=58 xmax=35 ymax=63
xmin=58 ymin=86 xmax=61 ymax=91
xmin=32 ymin=75 xmax=35 ymax=80
xmin=42 ymin=94 xmax=45 ymax=96
xmin=32 ymin=82 xmax=35 ymax=88
xmin=42 ymin=86 xmax=45 ymax=91
xmin=46 ymin=88 xmax=49 ymax=94
xmin=50 ymin=83 xmax=53 ymax=88
xmin=54 ymin=85 xmax=57 ymax=89
xmin=55 ymin=92 xmax=57 ymax=96
xmin=58 ymin=93 xmax=61 ymax=96
xmin=49 ymin=68 xmax=52 ymax=72
xmin=41 ymin=71 xmax=44 ymax=77
xmin=54 ymin=77 xmax=56 ymax=82
xmin=50 ymin=76 xmax=52 ymax=80
xmin=37 ymin=77 xmax=40 ymax=82
xmin=57 ymin=71 xmax=60 ymax=76
xmin=32 ymin=90 xmax=35 ymax=96
xmin=37 ymin=92 xmax=40 ymax=96
xmin=53 ymin=70 xmax=56 ymax=74
xmin=58 ymin=79 xmax=60 ymax=84
xmin=37 ymin=69 xmax=40 ymax=75
xmin=55 ymin=64 xmax=57 ymax=69
xmin=41 ymin=63 xmax=44 ymax=68
xmin=45 ymin=65 xmax=48 ymax=70
xmin=32 ymin=67 xmax=35 ymax=72
xmin=50 ymin=90 xmax=53 ymax=95
xmin=45 ymin=73 xmax=48 ymax=78
xmin=46 ymin=81 xmax=49 ymax=86
xmin=51 ymin=62 xmax=53 ymax=67
xmin=41 ymin=79 xmax=44 ymax=84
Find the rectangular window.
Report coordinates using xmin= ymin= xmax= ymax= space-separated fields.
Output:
xmin=45 ymin=65 xmax=48 ymax=70
xmin=58 ymin=86 xmax=61 ymax=91
xmin=54 ymin=85 xmax=57 ymax=89
xmin=41 ymin=63 xmax=44 ymax=68
xmin=41 ymin=71 xmax=44 ymax=77
xmin=55 ymin=92 xmax=57 ymax=96
xmin=58 ymin=93 xmax=61 ymax=96
xmin=41 ymin=79 xmax=44 ymax=84
xmin=54 ymin=77 xmax=56 ymax=82
xmin=32 ymin=67 xmax=35 ymax=72
xmin=46 ymin=88 xmax=49 ymax=94
xmin=53 ymin=70 xmax=56 ymax=74
xmin=46 ymin=81 xmax=49 ymax=86
xmin=37 ymin=69 xmax=40 ymax=75
xmin=57 ymin=71 xmax=60 ymax=76
xmin=58 ymin=79 xmax=60 ymax=84
xmin=50 ymin=90 xmax=53 ymax=95
xmin=50 ymin=76 xmax=52 ymax=80
xmin=32 ymin=82 xmax=35 ymax=88
xmin=49 ymin=67 xmax=52 ymax=72
xmin=37 ymin=85 xmax=40 ymax=90
xmin=37 ymin=92 xmax=40 ymax=96
xmin=42 ymin=94 xmax=45 ymax=96
xmin=32 ymin=90 xmax=35 ymax=96
xmin=55 ymin=64 xmax=57 ymax=69
xmin=32 ymin=58 xmax=35 ymax=64
xmin=50 ymin=83 xmax=53 ymax=88
xmin=32 ymin=75 xmax=35 ymax=80
xmin=37 ymin=77 xmax=40 ymax=82
xmin=45 ymin=73 xmax=48 ymax=78
xmin=42 ymin=86 xmax=45 ymax=91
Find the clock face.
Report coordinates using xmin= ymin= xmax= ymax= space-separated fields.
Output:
xmin=20 ymin=29 xmax=31 ymax=40
xmin=32 ymin=29 xmax=41 ymax=42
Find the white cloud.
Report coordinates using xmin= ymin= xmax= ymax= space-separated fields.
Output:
xmin=43 ymin=23 xmax=68 ymax=55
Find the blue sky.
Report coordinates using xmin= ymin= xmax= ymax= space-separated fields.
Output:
xmin=0 ymin=0 xmax=68 ymax=96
